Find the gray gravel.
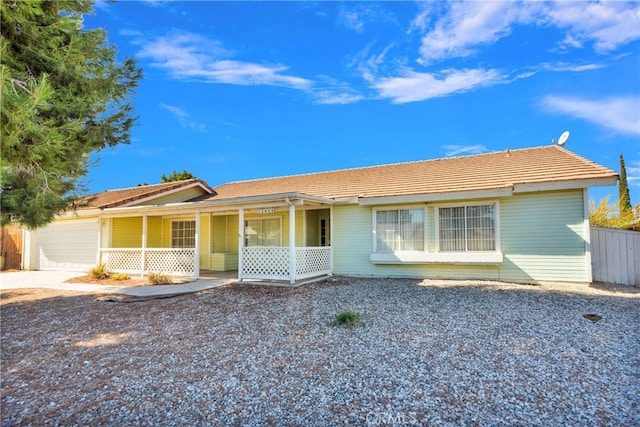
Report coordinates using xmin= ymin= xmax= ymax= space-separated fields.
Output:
xmin=1 ymin=277 xmax=639 ymax=426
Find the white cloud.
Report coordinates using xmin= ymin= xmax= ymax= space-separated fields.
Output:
xmin=160 ymin=103 xmax=207 ymax=133
xmin=338 ymin=7 xmax=365 ymax=33
xmin=418 ymin=2 xmax=537 ymax=63
xmin=311 ymin=76 xmax=364 ymax=105
xmin=511 ymin=61 xmax=606 ymax=81
xmin=337 ymin=4 xmax=398 ymax=34
xmin=541 ymin=95 xmax=640 ymax=136
xmin=545 ymin=2 xmax=640 ymax=54
xmin=416 ymin=2 xmax=640 ymax=63
xmin=546 ymin=62 xmax=605 ymax=72
xmin=136 ymin=32 xmax=311 ymax=90
xmin=314 ymin=91 xmax=364 ymax=105
xmin=442 ymin=145 xmax=490 ymax=157
xmin=373 ymin=68 xmax=503 ymax=104
xmin=627 ymin=161 xmax=640 ymax=186
xmin=407 ymin=3 xmax=440 ymax=34
xmin=349 ymin=42 xmax=398 ymax=84
xmin=140 ymin=0 xmax=167 ymax=7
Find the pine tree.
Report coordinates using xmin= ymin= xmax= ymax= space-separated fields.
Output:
xmin=161 ymin=170 xmax=196 ymax=182
xmin=618 ymin=154 xmax=632 ymax=216
xmin=1 ymin=0 xmax=142 ymax=228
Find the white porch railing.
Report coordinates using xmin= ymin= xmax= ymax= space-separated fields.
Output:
xmin=99 ymin=248 xmax=196 ymax=278
xmin=240 ymin=246 xmax=332 ymax=282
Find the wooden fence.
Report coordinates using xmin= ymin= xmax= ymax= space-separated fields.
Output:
xmin=591 ymin=226 xmax=640 ymax=286
xmin=1 ymin=227 xmax=23 ymax=271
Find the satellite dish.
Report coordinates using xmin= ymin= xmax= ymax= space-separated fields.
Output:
xmin=557 ymin=130 xmax=570 ymax=146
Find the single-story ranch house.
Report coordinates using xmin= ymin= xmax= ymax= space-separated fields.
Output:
xmin=22 ymin=145 xmax=618 ymax=284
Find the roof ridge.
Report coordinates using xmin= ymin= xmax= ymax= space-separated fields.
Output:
xmin=217 ymin=145 xmax=557 ymax=186
xmin=103 ymin=178 xmax=200 ymax=193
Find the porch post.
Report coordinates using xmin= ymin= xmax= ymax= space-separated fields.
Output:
xmin=194 ymin=212 xmax=201 ymax=279
xmin=329 ymin=206 xmax=334 ymax=274
xmin=289 ymin=202 xmax=296 ymax=284
xmin=141 ymin=215 xmax=148 ymax=275
xmin=238 ymin=208 xmax=244 ymax=281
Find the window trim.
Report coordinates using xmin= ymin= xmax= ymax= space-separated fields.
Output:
xmin=369 ymin=201 xmax=503 ymax=265
xmin=435 ymin=200 xmax=500 ymax=254
xmin=372 ymin=206 xmax=427 ymax=253
xmin=170 ymin=219 xmax=196 ymax=248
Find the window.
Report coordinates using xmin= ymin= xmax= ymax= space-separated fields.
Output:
xmin=171 ymin=220 xmax=196 ymax=248
xmin=375 ymin=208 xmax=425 ymax=252
xmin=245 ymin=218 xmax=281 ymax=247
xmin=439 ymin=204 xmax=495 ymax=252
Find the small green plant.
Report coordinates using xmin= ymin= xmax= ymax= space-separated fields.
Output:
xmin=109 ymin=272 xmax=130 ymax=281
xmin=88 ymin=263 xmax=110 ymax=279
xmin=332 ymin=310 xmax=362 ymax=328
xmin=146 ymin=273 xmax=171 ymax=285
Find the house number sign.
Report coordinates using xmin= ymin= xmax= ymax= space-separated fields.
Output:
xmin=257 ymin=208 xmax=275 ymax=214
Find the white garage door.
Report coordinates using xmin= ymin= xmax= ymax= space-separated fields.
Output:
xmin=36 ymin=220 xmax=98 ymax=271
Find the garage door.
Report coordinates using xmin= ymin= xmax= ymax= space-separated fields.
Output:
xmin=36 ymin=220 xmax=98 ymax=271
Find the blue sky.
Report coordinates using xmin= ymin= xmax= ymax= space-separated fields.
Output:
xmin=86 ymin=1 xmax=640 ymax=206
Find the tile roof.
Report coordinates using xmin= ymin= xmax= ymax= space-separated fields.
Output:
xmin=81 ymin=179 xmax=213 ymax=209
xmin=204 ymin=146 xmax=617 ymax=201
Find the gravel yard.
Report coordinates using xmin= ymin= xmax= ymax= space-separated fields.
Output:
xmin=1 ymin=277 xmax=638 ymax=426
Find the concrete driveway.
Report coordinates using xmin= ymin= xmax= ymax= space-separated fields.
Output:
xmin=0 ymin=270 xmax=234 ymax=296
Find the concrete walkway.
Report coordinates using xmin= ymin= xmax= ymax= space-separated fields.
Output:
xmin=0 ymin=271 xmax=236 ymax=297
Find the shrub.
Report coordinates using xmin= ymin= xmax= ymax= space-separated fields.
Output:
xmin=332 ymin=310 xmax=362 ymax=328
xmin=147 ymin=273 xmax=171 ymax=285
xmin=109 ymin=272 xmax=130 ymax=281
xmin=88 ymin=263 xmax=110 ymax=279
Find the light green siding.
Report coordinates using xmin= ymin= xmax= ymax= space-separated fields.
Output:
xmin=333 ymin=190 xmax=588 ymax=283
xmin=500 ymin=190 xmax=587 ymax=282
xmin=132 ymin=187 xmax=206 ymax=206
xmin=332 ymin=205 xmax=375 ymax=276
xmin=333 ymin=205 xmax=500 ymax=279
xmin=112 ymin=217 xmax=142 ymax=248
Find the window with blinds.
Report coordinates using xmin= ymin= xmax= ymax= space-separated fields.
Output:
xmin=438 ymin=204 xmax=495 ymax=252
xmin=375 ymin=208 xmax=425 ymax=252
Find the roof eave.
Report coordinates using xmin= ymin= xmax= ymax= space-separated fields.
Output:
xmin=358 ymin=187 xmax=514 ymax=206
xmin=100 ymin=181 xmax=214 ymax=209
xmin=513 ymin=176 xmax=618 ymax=193
xmin=99 ymin=192 xmax=334 ymax=216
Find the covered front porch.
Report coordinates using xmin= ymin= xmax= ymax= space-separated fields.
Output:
xmin=97 ymin=193 xmax=334 ymax=284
